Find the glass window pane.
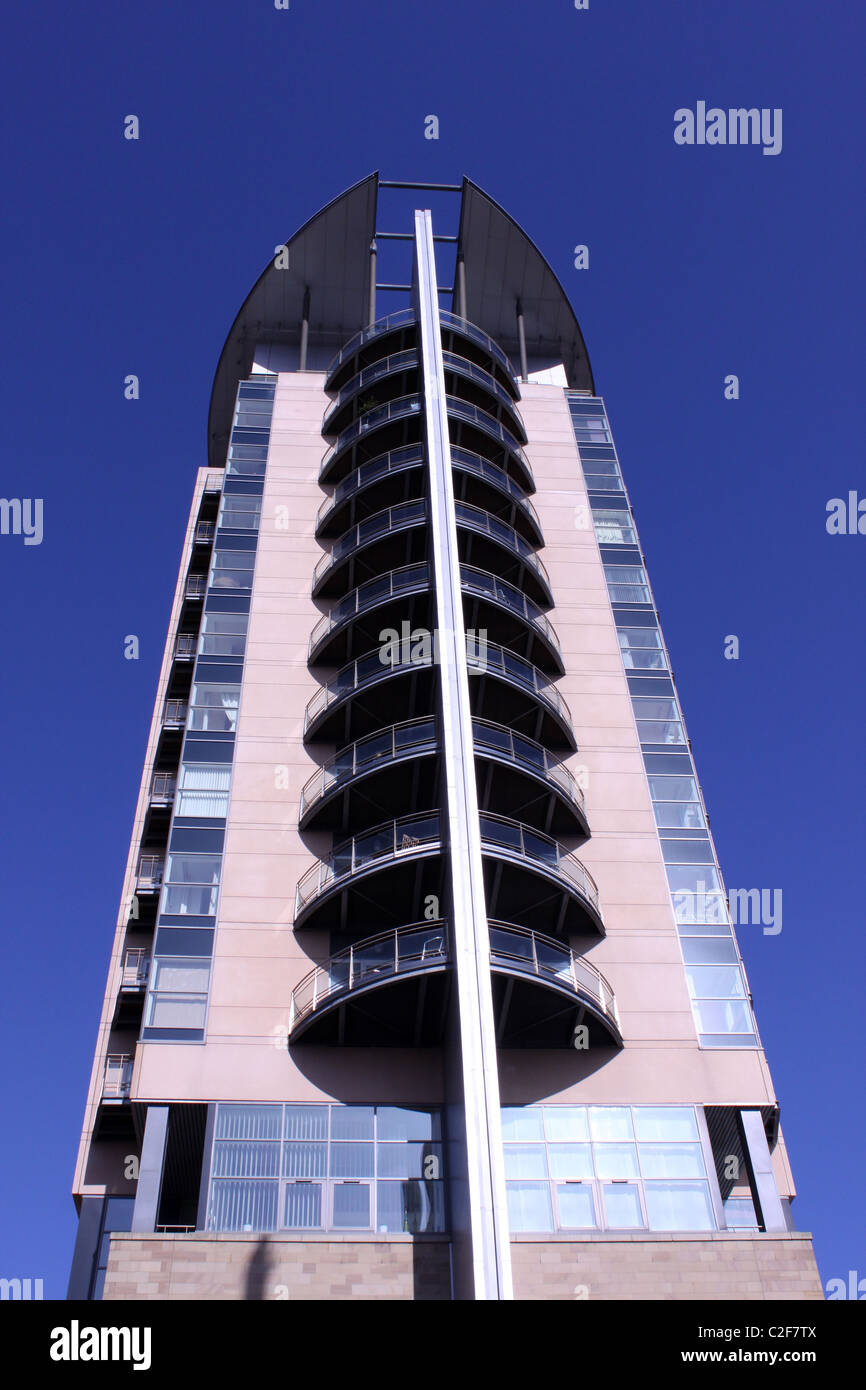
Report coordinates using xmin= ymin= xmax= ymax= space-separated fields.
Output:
xmin=503 ymin=1144 xmax=548 ymax=1180
xmin=208 ymin=1179 xmax=277 ymax=1232
xmin=602 ymin=1183 xmax=644 ymax=1228
xmin=148 ymin=995 xmax=206 ymax=1028
xmin=282 ymin=1143 xmax=327 ymax=1178
xmin=283 ymin=1105 xmax=329 ymax=1141
xmin=633 ymin=1107 xmax=699 ymax=1142
xmin=588 ymin=1107 xmax=634 ymax=1141
xmin=680 ymin=938 xmax=739 ymax=965
xmin=543 ymin=1107 xmax=589 ymax=1142
xmin=594 ymin=1143 xmax=639 ymax=1178
xmin=283 ymin=1183 xmax=322 ymax=1229
xmin=329 ymin=1143 xmax=374 ymax=1177
xmin=212 ymin=1141 xmax=280 ymax=1178
xmin=152 ymin=959 xmax=210 ymax=992
xmin=556 ymin=1184 xmax=597 ymax=1229
xmin=639 ymin=1144 xmax=706 ymax=1179
xmin=645 ymin=1181 xmax=715 ymax=1231
xmin=547 ymin=1144 xmax=594 ymax=1179
xmin=376 ymin=1143 xmax=441 ymax=1179
xmin=332 ymin=1183 xmax=370 ymax=1229
xmin=686 ymin=965 xmax=747 ymax=999
xmin=501 ymin=1107 xmax=544 ymax=1140
xmin=506 ymin=1182 xmax=553 ymax=1233
xmin=216 ymin=1104 xmax=281 ymax=1141
xmin=376 ymin=1181 xmax=444 ymax=1234
xmin=693 ymin=999 xmax=754 ymax=1033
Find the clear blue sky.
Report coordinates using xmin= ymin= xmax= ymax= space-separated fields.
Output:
xmin=0 ymin=0 xmax=862 ymax=1297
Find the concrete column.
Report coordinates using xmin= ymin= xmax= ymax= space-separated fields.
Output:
xmin=413 ymin=209 xmax=513 ymax=1300
xmin=131 ymin=1105 xmax=170 ymax=1233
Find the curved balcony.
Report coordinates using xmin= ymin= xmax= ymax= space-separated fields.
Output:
xmin=294 ymin=811 xmax=601 ymax=936
xmin=323 ymin=347 xmax=523 ymax=444
xmin=304 ymin=635 xmax=574 ymax=749
xmin=299 ymin=716 xmax=587 ymax=837
xmin=323 ymin=348 xmax=420 ymax=433
xmin=325 ymin=309 xmax=418 ymax=387
xmin=288 ymin=919 xmax=620 ymax=1049
xmin=309 ymin=561 xmax=562 ymax=674
xmin=320 ymin=394 xmax=533 ymax=492
xmin=439 ymin=310 xmax=519 ymax=387
xmin=316 ymin=443 xmax=540 ymax=545
xmin=289 ymin=921 xmax=450 ymax=1046
xmin=312 ymin=498 xmax=551 ymax=606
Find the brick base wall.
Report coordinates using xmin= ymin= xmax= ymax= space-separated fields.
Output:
xmin=103 ymin=1231 xmax=822 ymax=1300
xmin=103 ymin=1234 xmax=452 ymax=1300
xmin=511 ymin=1232 xmax=824 ymax=1300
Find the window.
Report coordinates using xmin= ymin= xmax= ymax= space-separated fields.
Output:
xmin=594 ymin=508 xmax=636 ymax=545
xmin=210 ymin=549 xmax=256 ymax=591
xmin=501 ymin=1105 xmax=716 ymax=1234
xmin=604 ymin=564 xmax=651 ymax=604
xmin=188 ymin=681 xmax=240 ymax=732
xmin=207 ymin=1104 xmax=445 ymax=1235
xmin=580 ymin=458 xmax=623 ymax=491
xmin=618 ymin=627 xmax=667 ymax=670
xmin=199 ymin=613 xmax=248 ymax=657
xmin=161 ymin=853 xmax=221 ymax=915
xmin=145 ymin=957 xmax=210 ymax=1029
xmin=227 ymin=444 xmax=268 ymax=476
xmin=176 ymin=764 xmax=230 ymax=818
xmin=218 ymin=494 xmax=262 ymax=531
xmin=632 ymin=695 xmax=685 ymax=745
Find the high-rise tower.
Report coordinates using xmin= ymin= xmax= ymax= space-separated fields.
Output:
xmin=67 ymin=175 xmax=821 ymax=1301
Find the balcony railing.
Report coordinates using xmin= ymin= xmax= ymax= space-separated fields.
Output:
xmin=136 ymin=856 xmax=164 ymax=890
xmin=121 ymin=949 xmax=151 ymax=989
xmin=445 ymin=395 xmax=527 ymax=462
xmin=290 ymin=921 xmax=448 ymax=1031
xmin=163 ymin=700 xmax=188 ymax=726
xmin=150 ymin=772 xmax=177 ymax=802
xmin=479 ymin=813 xmax=599 ymax=911
xmin=299 ymin=715 xmax=584 ymax=822
xmin=103 ymin=1054 xmax=133 ymax=1099
xmin=308 ymin=561 xmax=560 ymax=666
xmin=460 ymin=566 xmax=561 ymax=661
xmin=300 ymin=717 xmax=438 ymax=819
xmin=321 ymin=394 xmax=423 ymax=471
xmin=313 ymin=499 xmax=426 ymax=588
xmin=454 ymin=501 xmax=550 ymax=593
xmin=294 ymin=811 xmax=598 ymax=920
xmin=442 ymin=350 xmax=525 ymax=429
xmin=195 ymin=522 xmax=215 ymax=544
xmin=487 ymin=922 xmax=619 ymax=1031
xmin=316 ymin=444 xmax=537 ymax=535
xmin=325 ymin=308 xmax=418 ymax=381
xmin=323 ymin=348 xmax=420 ymax=427
xmin=308 ymin=561 xmax=429 ymax=658
xmin=175 ymin=634 xmax=197 ymax=658
xmin=185 ymin=575 xmax=207 ymax=598
xmin=305 ymin=634 xmax=572 ymax=738
xmin=439 ymin=309 xmax=517 ymax=380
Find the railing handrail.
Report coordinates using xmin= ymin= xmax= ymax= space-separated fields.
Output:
xmin=299 ymin=715 xmax=584 ymax=819
xmin=291 ymin=919 xmax=449 ymax=1028
xmin=305 ymin=633 xmax=572 ymax=733
xmin=308 ymin=561 xmax=560 ymax=663
xmin=312 ymin=496 xmax=547 ymax=593
xmin=438 ymin=310 xmax=517 ymax=379
xmin=323 ymin=348 xmax=420 ymax=424
xmin=325 ymin=309 xmax=418 ymax=379
xmin=316 ymin=444 xmax=537 ymax=532
xmin=487 ymin=920 xmax=617 ymax=1025
xmin=289 ymin=918 xmax=616 ymax=1033
xmin=294 ymin=809 xmax=597 ymax=916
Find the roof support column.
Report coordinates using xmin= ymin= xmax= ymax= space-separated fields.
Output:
xmin=516 ymin=298 xmax=529 ymax=382
xmin=299 ymin=287 xmax=310 ymax=370
xmin=413 ymin=209 xmax=513 ymax=1301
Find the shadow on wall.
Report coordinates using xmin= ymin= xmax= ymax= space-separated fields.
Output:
xmin=244 ymin=1235 xmax=274 ymax=1301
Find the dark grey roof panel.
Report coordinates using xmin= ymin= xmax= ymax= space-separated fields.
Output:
xmin=208 ymin=173 xmax=378 ymax=468
xmin=455 ymin=180 xmax=594 ymax=392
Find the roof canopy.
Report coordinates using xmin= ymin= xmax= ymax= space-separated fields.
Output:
xmin=208 ymin=173 xmax=594 ymax=467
